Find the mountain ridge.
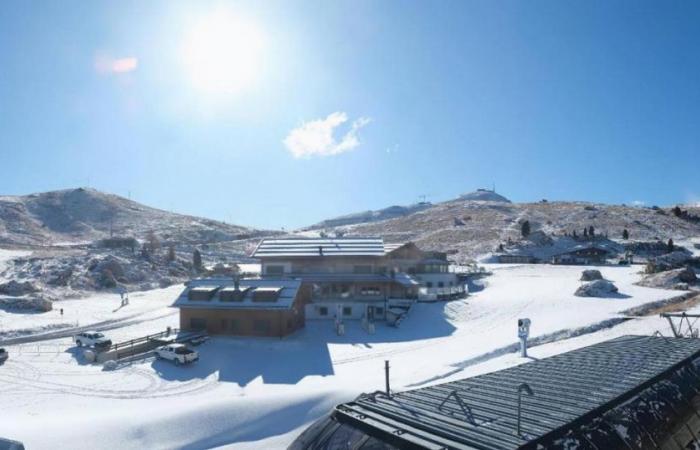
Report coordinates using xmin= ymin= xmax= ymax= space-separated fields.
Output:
xmin=0 ymin=187 xmax=264 ymax=246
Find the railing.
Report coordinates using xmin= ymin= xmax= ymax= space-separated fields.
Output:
xmin=108 ymin=328 xmax=179 ymax=353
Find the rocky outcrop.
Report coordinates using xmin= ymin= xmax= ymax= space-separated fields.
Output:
xmin=575 ymin=280 xmax=619 ymax=298
xmin=638 ymin=268 xmax=697 ymax=290
xmin=0 ymin=280 xmax=39 ymax=296
xmin=0 ymin=294 xmax=53 ymax=312
xmin=580 ymin=270 xmax=603 ymax=282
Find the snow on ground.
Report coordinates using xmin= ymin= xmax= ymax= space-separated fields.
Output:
xmin=0 ymin=286 xmax=183 ymax=341
xmin=0 ymin=263 xmax=692 ymax=449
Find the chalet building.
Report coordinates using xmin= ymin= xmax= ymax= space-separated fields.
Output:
xmin=173 ymin=278 xmax=307 ymax=337
xmin=550 ymin=246 xmax=612 ymax=265
xmin=251 ymin=237 xmax=465 ymax=321
xmin=496 ymin=254 xmax=539 ymax=264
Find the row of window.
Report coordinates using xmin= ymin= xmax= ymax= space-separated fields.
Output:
xmin=425 ymin=281 xmax=455 ymax=288
xmin=316 ymin=306 xmax=385 ymax=317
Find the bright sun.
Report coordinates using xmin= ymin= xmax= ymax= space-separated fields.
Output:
xmin=182 ymin=11 xmax=264 ymax=94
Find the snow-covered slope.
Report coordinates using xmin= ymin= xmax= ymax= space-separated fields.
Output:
xmin=306 ymin=202 xmax=433 ymax=229
xmin=317 ymin=199 xmax=700 ymax=262
xmin=0 ymin=188 xmax=262 ymax=246
xmin=0 ymin=263 xmax=691 ymax=449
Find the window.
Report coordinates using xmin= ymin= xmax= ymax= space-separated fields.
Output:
xmin=343 ymin=307 xmax=352 ymax=317
xmin=221 ymin=319 xmax=227 ymax=330
xmin=190 ymin=318 xmax=207 ymax=330
xmin=319 ymin=306 xmax=328 ymax=316
xmin=253 ymin=320 xmax=271 ymax=334
xmin=230 ymin=319 xmax=239 ymax=331
xmin=353 ymin=265 xmax=372 ymax=274
xmin=376 ymin=307 xmax=384 ymax=316
xmin=438 ymin=282 xmax=444 ymax=288
xmin=426 ymin=282 xmax=433 ymax=288
xmin=266 ymin=265 xmax=285 ymax=276
xmin=360 ymin=286 xmax=381 ymax=296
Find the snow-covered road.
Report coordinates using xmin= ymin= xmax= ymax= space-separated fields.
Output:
xmin=0 ymin=263 xmax=694 ymax=449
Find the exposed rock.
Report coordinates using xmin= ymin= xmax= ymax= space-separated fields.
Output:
xmin=575 ymin=280 xmax=619 ymax=298
xmin=0 ymin=294 xmax=53 ymax=312
xmin=638 ymin=268 xmax=697 ymax=290
xmin=0 ymin=280 xmax=39 ymax=296
xmin=580 ymin=270 xmax=603 ymax=282
xmin=92 ymin=255 xmax=127 ymax=280
xmin=646 ymin=250 xmax=694 ymax=274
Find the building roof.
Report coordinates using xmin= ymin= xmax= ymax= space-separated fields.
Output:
xmin=324 ymin=335 xmax=700 ymax=450
xmin=252 ymin=237 xmax=386 ymax=258
xmin=172 ymin=278 xmax=302 ymax=310
xmin=384 ymin=242 xmax=409 ymax=253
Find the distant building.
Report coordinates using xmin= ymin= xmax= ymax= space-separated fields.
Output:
xmin=173 ymin=278 xmax=307 ymax=337
xmin=550 ymin=246 xmax=612 ymax=265
xmin=496 ymin=254 xmax=539 ymax=264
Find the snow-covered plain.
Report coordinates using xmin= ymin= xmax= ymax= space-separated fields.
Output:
xmin=0 ymin=263 xmax=693 ymax=449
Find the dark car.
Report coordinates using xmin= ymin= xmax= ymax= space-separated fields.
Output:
xmin=0 ymin=348 xmax=8 ymax=364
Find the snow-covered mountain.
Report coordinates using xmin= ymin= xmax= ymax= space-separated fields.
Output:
xmin=307 ymin=196 xmax=700 ymax=262
xmin=0 ymin=188 xmax=263 ymax=246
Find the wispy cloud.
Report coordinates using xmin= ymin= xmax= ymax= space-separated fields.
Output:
xmin=94 ymin=54 xmax=138 ymax=75
xmin=283 ymin=112 xmax=371 ymax=158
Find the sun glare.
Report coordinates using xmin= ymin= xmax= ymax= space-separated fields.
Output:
xmin=182 ymin=11 xmax=264 ymax=94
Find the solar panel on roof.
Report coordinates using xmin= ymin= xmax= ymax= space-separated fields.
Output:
xmin=253 ymin=237 xmax=387 ymax=258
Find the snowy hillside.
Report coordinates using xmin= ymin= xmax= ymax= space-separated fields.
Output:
xmin=321 ymin=199 xmax=700 ymax=262
xmin=0 ymin=188 xmax=263 ymax=246
xmin=306 ymin=202 xmax=433 ymax=229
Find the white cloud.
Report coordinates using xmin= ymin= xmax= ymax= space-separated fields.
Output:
xmin=95 ymin=54 xmax=138 ymax=74
xmin=631 ymin=200 xmax=646 ymax=207
xmin=283 ymin=112 xmax=371 ymax=158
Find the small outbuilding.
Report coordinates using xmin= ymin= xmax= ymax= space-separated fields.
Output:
xmin=172 ymin=278 xmax=308 ymax=338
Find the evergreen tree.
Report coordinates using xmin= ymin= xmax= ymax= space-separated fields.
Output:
xmin=673 ymin=206 xmax=683 ymax=217
xmin=167 ymin=245 xmax=176 ymax=262
xmin=667 ymin=238 xmax=674 ymax=253
xmin=193 ymin=249 xmax=203 ymax=272
xmin=583 ymin=228 xmax=588 ymax=238
xmin=622 ymin=229 xmax=629 ymax=240
xmin=589 ymin=226 xmax=595 ymax=237
xmin=521 ymin=220 xmax=531 ymax=238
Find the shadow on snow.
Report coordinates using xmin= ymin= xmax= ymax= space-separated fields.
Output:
xmin=151 ymin=301 xmax=459 ymax=387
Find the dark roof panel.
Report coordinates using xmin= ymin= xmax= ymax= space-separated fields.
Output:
xmin=329 ymin=335 xmax=700 ymax=450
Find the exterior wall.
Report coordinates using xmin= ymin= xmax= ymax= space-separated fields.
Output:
xmin=305 ymin=301 xmax=387 ymax=321
xmin=262 ymin=256 xmax=386 ymax=276
xmin=413 ymin=273 xmax=460 ymax=288
xmin=179 ymin=307 xmax=304 ymax=337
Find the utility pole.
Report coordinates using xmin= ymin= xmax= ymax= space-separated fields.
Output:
xmin=385 ymin=360 xmax=391 ymax=396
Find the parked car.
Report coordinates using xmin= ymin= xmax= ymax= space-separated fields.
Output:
xmin=0 ymin=348 xmax=8 ymax=364
xmin=74 ymin=331 xmax=112 ymax=350
xmin=155 ymin=344 xmax=199 ymax=365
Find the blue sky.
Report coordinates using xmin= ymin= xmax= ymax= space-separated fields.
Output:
xmin=1 ymin=1 xmax=699 ymax=229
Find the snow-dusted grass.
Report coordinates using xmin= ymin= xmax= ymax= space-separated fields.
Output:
xmin=0 ymin=263 xmax=689 ymax=449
